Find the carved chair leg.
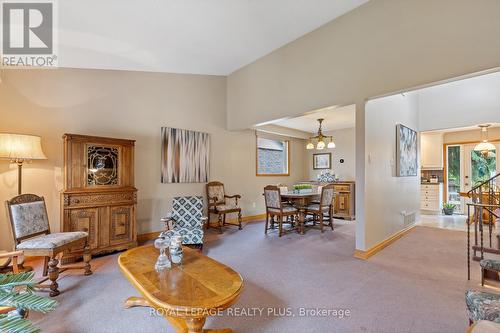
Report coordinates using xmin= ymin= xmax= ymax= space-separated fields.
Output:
xmin=83 ymin=244 xmax=93 ymax=276
xmin=223 ymin=214 xmax=226 ymax=226
xmin=48 ymin=256 xmax=60 ymax=297
xmin=42 ymin=256 xmax=49 ymax=277
xmin=265 ymin=213 xmax=269 ymax=234
xmin=278 ymin=216 xmax=283 ymax=237
xmin=238 ymin=211 xmax=242 ymax=230
xmin=206 ymin=213 xmax=211 ymax=230
xmin=217 ymin=214 xmax=223 ymax=234
xmin=320 ymin=213 xmax=324 ymax=233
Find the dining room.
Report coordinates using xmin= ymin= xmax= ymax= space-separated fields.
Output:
xmin=254 ymin=104 xmax=356 ymax=237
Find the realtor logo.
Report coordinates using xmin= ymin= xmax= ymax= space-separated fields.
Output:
xmin=1 ymin=0 xmax=57 ymax=67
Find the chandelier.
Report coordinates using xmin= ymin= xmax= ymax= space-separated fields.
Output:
xmin=306 ymin=119 xmax=335 ymax=150
xmin=473 ymin=124 xmax=496 ymax=157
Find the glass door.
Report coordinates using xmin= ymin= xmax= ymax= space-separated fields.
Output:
xmin=464 ymin=143 xmax=498 ymax=190
xmin=446 ymin=145 xmax=465 ymax=213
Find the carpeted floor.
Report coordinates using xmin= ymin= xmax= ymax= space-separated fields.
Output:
xmin=30 ymin=220 xmax=488 ymax=333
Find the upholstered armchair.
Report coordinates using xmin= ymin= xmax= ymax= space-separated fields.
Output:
xmin=5 ymin=194 xmax=92 ymax=297
xmin=161 ymin=196 xmax=207 ymax=250
xmin=206 ymin=181 xmax=242 ymax=233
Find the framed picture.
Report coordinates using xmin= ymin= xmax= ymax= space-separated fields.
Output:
xmin=396 ymin=124 xmax=418 ymax=177
xmin=161 ymin=127 xmax=210 ymax=183
xmin=313 ymin=153 xmax=331 ymax=170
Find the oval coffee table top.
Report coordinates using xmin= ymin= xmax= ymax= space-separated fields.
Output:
xmin=118 ymin=245 xmax=243 ymax=315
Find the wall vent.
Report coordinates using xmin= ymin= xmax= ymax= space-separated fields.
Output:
xmin=402 ymin=211 xmax=416 ymax=226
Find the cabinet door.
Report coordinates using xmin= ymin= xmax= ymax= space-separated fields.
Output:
xmin=335 ymin=193 xmax=350 ymax=215
xmin=109 ymin=205 xmax=134 ymax=244
xmin=68 ymin=208 xmax=99 ymax=250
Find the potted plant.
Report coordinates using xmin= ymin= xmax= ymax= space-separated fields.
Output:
xmin=442 ymin=202 xmax=456 ymax=215
xmin=0 ymin=270 xmax=58 ymax=332
xmin=292 ymin=184 xmax=313 ymax=194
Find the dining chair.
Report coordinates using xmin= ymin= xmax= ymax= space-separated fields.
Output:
xmin=305 ymin=184 xmax=335 ymax=233
xmin=6 ymin=194 xmax=92 ymax=297
xmin=263 ymin=185 xmax=298 ymax=237
xmin=206 ymin=181 xmax=242 ymax=233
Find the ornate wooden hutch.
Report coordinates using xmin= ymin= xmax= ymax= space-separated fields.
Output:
xmin=61 ymin=134 xmax=137 ymax=263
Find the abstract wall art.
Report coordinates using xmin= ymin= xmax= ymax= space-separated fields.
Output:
xmin=396 ymin=124 xmax=418 ymax=177
xmin=161 ymin=127 xmax=210 ymax=183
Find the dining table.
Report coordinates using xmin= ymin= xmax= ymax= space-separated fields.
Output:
xmin=280 ymin=191 xmax=320 ymax=234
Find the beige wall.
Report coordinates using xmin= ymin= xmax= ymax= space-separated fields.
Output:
xmin=227 ymin=0 xmax=500 ymax=130
xmin=364 ymin=94 xmax=420 ymax=249
xmin=226 ymin=0 xmax=500 ymax=251
xmin=444 ymin=128 xmax=500 ymax=144
xmin=0 ymin=68 xmax=307 ymax=249
xmin=305 ymin=128 xmax=356 ymax=181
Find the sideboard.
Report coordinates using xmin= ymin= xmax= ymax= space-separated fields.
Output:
xmin=298 ymin=181 xmax=355 ymax=220
xmin=61 ymin=134 xmax=137 ymax=263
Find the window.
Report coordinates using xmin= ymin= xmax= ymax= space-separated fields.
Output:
xmin=256 ymin=136 xmax=289 ymax=176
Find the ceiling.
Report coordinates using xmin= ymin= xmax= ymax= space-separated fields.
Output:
xmin=57 ymin=0 xmax=369 ymax=75
xmin=271 ymin=104 xmax=356 ymax=133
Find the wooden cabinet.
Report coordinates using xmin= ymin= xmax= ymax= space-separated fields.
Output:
xmin=421 ymin=132 xmax=444 ymax=169
xmin=61 ymin=134 xmax=137 ymax=263
xmin=332 ymin=182 xmax=355 ymax=220
xmin=420 ymin=183 xmax=443 ymax=213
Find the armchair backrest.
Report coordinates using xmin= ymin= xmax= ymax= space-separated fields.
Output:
xmin=320 ymin=184 xmax=335 ymax=207
xmin=5 ymin=194 xmax=50 ymax=244
xmin=171 ymin=196 xmax=204 ymax=228
xmin=264 ymin=185 xmax=282 ymax=210
xmin=206 ymin=181 xmax=225 ymax=207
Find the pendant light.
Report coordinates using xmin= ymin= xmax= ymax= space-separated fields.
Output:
xmin=474 ymin=124 xmax=496 ymax=157
xmin=306 ymin=119 xmax=335 ymax=150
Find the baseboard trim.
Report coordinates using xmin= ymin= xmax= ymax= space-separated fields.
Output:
xmin=354 ymin=225 xmax=416 ymax=260
xmin=137 ymin=213 xmax=266 ymax=244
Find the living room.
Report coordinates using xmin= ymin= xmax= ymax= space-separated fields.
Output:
xmin=1 ymin=1 xmax=500 ymax=333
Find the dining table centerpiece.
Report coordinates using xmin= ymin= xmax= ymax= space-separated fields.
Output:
xmin=293 ymin=184 xmax=313 ymax=194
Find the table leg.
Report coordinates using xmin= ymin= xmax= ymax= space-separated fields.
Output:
xmin=185 ymin=317 xmax=206 ymax=333
xmin=124 ymin=296 xmax=150 ymax=309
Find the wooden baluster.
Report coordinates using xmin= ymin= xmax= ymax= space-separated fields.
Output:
xmin=467 ymin=204 xmax=471 ymax=280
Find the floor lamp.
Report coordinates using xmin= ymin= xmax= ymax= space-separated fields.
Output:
xmin=0 ymin=133 xmax=47 ymax=195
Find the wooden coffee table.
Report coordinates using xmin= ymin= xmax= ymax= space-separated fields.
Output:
xmin=118 ymin=245 xmax=243 ymax=333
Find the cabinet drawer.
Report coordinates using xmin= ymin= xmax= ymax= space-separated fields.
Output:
xmin=63 ymin=192 xmax=136 ymax=208
xmin=334 ymin=185 xmax=350 ymax=192
xmin=421 ymin=202 xmax=440 ymax=211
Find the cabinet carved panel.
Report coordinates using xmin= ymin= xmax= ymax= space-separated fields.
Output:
xmin=110 ymin=205 xmax=133 ymax=243
xmin=332 ymin=182 xmax=355 ymax=220
xmin=68 ymin=208 xmax=98 ymax=249
xmin=61 ymin=134 xmax=137 ymax=262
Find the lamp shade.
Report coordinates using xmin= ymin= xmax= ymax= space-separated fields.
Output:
xmin=473 ymin=141 xmax=496 ymax=152
xmin=0 ymin=133 xmax=47 ymax=161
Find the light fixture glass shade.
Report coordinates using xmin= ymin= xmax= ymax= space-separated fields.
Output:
xmin=316 ymin=140 xmax=325 ymax=150
xmin=0 ymin=133 xmax=47 ymax=161
xmin=327 ymin=141 xmax=336 ymax=149
xmin=306 ymin=142 xmax=314 ymax=150
xmin=473 ymin=141 xmax=496 ymax=152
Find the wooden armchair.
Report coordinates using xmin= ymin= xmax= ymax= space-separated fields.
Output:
xmin=5 ymin=194 xmax=92 ymax=297
xmin=206 ymin=181 xmax=242 ymax=233
xmin=264 ymin=185 xmax=298 ymax=237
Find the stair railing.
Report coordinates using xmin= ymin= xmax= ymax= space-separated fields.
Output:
xmin=466 ymin=172 xmax=500 ymax=280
